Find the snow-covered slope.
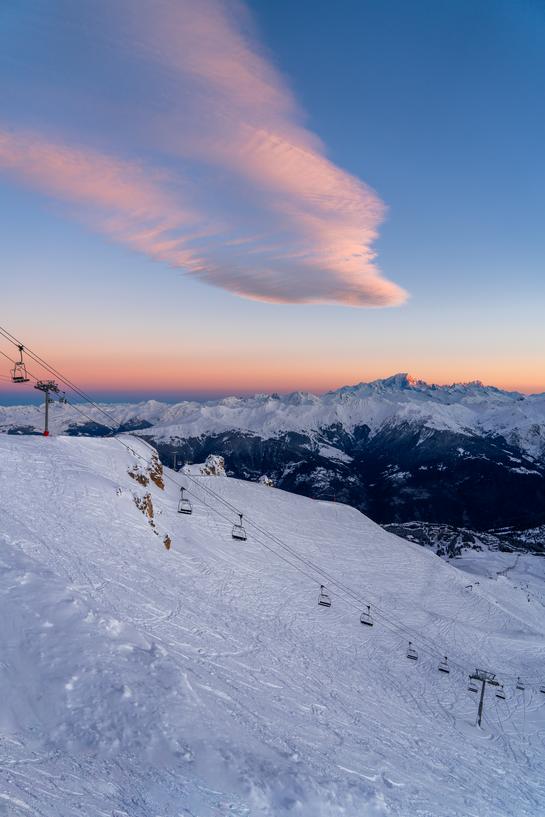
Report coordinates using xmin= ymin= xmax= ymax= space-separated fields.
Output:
xmin=1 ymin=435 xmax=545 ymax=816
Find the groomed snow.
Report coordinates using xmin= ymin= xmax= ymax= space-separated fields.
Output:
xmin=1 ymin=434 xmax=545 ymax=816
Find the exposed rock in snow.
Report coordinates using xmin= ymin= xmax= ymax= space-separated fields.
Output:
xmin=258 ymin=474 xmax=274 ymax=486
xmin=128 ymin=450 xmax=164 ymax=489
xmin=183 ymin=454 xmax=226 ymax=476
xmin=133 ymin=491 xmax=154 ymax=520
xmin=128 ymin=462 xmax=150 ymax=486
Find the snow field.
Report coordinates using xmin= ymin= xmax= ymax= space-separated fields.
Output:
xmin=1 ymin=435 xmax=545 ymax=815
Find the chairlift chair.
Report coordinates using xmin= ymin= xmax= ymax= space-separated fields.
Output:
xmin=177 ymin=487 xmax=192 ymax=515
xmin=438 ymin=656 xmax=450 ymax=674
xmin=516 ymin=677 xmax=525 ymax=691
xmin=468 ymin=678 xmax=479 ymax=693
xmin=406 ymin=642 xmax=418 ymax=661
xmin=496 ymin=685 xmax=506 ymax=700
xmin=11 ymin=345 xmax=29 ymax=384
xmin=318 ymin=585 xmax=331 ymax=607
xmin=232 ymin=513 xmax=247 ymax=541
xmin=540 ymin=684 xmax=545 ymax=695
xmin=360 ymin=605 xmax=373 ymax=626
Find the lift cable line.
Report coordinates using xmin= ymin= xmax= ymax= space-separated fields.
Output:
xmin=3 ymin=386 xmax=543 ymax=743
xmin=0 ymin=330 xmax=539 ymax=688
xmin=0 ymin=330 xmax=540 ymax=692
xmin=0 ymin=346 xmax=61 ymax=436
xmin=0 ymin=350 xmax=331 ymax=601
xmin=0 ymin=325 xmax=542 ymax=690
xmin=2 ymin=338 xmax=459 ymax=670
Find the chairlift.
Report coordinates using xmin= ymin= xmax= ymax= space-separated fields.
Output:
xmin=11 ymin=345 xmax=29 ymax=384
xmin=438 ymin=656 xmax=450 ymax=674
xmin=468 ymin=678 xmax=479 ymax=693
xmin=232 ymin=513 xmax=247 ymax=541
xmin=516 ymin=677 xmax=525 ymax=691
xmin=406 ymin=641 xmax=418 ymax=661
xmin=540 ymin=684 xmax=545 ymax=695
xmin=318 ymin=585 xmax=331 ymax=607
xmin=177 ymin=487 xmax=192 ymax=515
xmin=360 ymin=605 xmax=373 ymax=626
xmin=496 ymin=685 xmax=506 ymax=700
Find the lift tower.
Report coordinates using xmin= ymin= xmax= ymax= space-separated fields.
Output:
xmin=34 ymin=380 xmax=60 ymax=436
xmin=469 ymin=669 xmax=500 ymax=727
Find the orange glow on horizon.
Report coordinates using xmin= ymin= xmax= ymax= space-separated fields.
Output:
xmin=1 ymin=354 xmax=543 ymax=398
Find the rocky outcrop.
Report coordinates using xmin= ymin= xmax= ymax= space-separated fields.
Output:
xmin=128 ymin=451 xmax=164 ymax=489
xmin=182 ymin=454 xmax=226 ymax=477
xmin=134 ymin=491 xmax=154 ymax=519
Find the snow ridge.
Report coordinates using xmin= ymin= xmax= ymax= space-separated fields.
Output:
xmin=2 ymin=374 xmax=545 ymax=458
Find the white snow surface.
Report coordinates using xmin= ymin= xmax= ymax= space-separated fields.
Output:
xmin=3 ymin=374 xmax=545 ymax=457
xmin=1 ymin=434 xmax=545 ymax=816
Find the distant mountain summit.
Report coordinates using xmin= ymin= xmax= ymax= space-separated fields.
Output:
xmin=2 ymin=374 xmax=545 ymax=535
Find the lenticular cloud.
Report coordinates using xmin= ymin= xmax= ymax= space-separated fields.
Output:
xmin=0 ymin=0 xmax=407 ymax=307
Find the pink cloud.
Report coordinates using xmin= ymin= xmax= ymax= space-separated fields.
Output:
xmin=0 ymin=127 xmax=209 ymax=273
xmin=0 ymin=1 xmax=407 ymax=307
xmin=123 ymin=0 xmax=407 ymax=306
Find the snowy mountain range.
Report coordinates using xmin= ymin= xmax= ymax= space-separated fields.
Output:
xmin=2 ymin=373 xmax=545 ymax=535
xmin=2 ymin=433 xmax=545 ymax=816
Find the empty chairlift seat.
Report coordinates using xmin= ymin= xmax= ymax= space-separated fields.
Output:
xmin=318 ymin=585 xmax=332 ymax=607
xmin=232 ymin=513 xmax=247 ymax=541
xmin=360 ymin=605 xmax=373 ymax=626
xmin=468 ymin=678 xmax=479 ymax=693
xmin=11 ymin=345 xmax=29 ymax=384
xmin=438 ymin=656 xmax=450 ymax=674
xmin=516 ymin=677 xmax=525 ymax=691
xmin=496 ymin=685 xmax=506 ymax=700
xmin=540 ymin=684 xmax=545 ymax=695
xmin=406 ymin=642 xmax=418 ymax=661
xmin=177 ymin=487 xmax=192 ymax=515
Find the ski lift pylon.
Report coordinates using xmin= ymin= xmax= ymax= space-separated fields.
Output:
xmin=232 ymin=513 xmax=247 ymax=541
xmin=360 ymin=604 xmax=373 ymax=626
xmin=406 ymin=641 xmax=418 ymax=661
xmin=438 ymin=656 xmax=450 ymax=674
xmin=177 ymin=487 xmax=192 ymax=515
xmin=11 ymin=345 xmax=29 ymax=384
xmin=318 ymin=585 xmax=331 ymax=607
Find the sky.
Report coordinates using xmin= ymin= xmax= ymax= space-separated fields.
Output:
xmin=0 ymin=0 xmax=544 ymax=402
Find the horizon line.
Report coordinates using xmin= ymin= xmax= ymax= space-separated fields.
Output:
xmin=1 ymin=372 xmax=544 ymax=406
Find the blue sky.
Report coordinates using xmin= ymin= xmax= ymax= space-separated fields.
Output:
xmin=0 ymin=0 xmax=544 ymax=400
xmin=259 ymin=0 xmax=545 ymax=290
